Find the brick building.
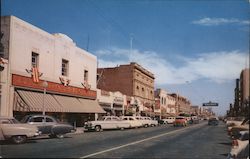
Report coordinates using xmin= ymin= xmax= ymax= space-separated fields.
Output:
xmin=169 ymin=93 xmax=191 ymax=114
xmin=97 ymin=62 xmax=155 ymax=116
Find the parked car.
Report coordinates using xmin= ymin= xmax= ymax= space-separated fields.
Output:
xmin=229 ymin=119 xmax=249 ymax=139
xmin=208 ymin=117 xmax=219 ymax=126
xmin=0 ymin=117 xmax=40 ymax=144
xmin=21 ymin=115 xmax=75 ymax=138
xmin=227 ymin=131 xmax=249 ymax=159
xmin=173 ymin=117 xmax=187 ymax=127
xmin=226 ymin=117 xmax=245 ymax=127
xmin=135 ymin=116 xmax=158 ymax=127
xmin=120 ymin=116 xmax=143 ymax=128
xmin=162 ymin=117 xmax=175 ymax=124
xmin=84 ymin=116 xmax=130 ymax=132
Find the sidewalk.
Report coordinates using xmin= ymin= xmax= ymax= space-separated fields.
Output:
xmin=70 ymin=127 xmax=85 ymax=135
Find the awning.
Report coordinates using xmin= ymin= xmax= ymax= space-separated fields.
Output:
xmin=78 ymin=98 xmax=106 ymax=113
xmin=53 ymin=95 xmax=106 ymax=113
xmin=16 ymin=90 xmax=63 ymax=112
xmin=53 ymin=95 xmax=83 ymax=113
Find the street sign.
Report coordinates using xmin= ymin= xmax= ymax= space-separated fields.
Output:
xmin=202 ymin=101 xmax=219 ymax=106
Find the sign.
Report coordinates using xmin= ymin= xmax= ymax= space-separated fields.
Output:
xmin=202 ymin=101 xmax=219 ymax=106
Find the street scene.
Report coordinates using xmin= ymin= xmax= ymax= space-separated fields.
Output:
xmin=0 ymin=0 xmax=249 ymax=158
xmin=1 ymin=121 xmax=232 ymax=158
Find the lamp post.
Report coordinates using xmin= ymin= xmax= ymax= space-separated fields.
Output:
xmin=42 ymin=81 xmax=48 ymax=115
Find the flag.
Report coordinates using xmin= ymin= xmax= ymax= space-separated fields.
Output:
xmin=32 ymin=67 xmax=39 ymax=83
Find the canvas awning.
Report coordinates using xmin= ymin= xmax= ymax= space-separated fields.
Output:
xmin=53 ymin=95 xmax=106 ymax=113
xmin=16 ymin=90 xmax=63 ymax=112
xmin=78 ymin=98 xmax=106 ymax=113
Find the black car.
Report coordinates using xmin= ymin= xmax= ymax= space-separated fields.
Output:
xmin=21 ymin=115 xmax=75 ymax=138
xmin=208 ymin=118 xmax=219 ymax=126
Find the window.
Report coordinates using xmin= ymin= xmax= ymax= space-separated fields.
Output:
xmin=62 ymin=59 xmax=69 ymax=76
xmin=30 ymin=117 xmax=44 ymax=122
xmin=46 ymin=117 xmax=54 ymax=122
xmin=84 ymin=70 xmax=89 ymax=82
xmin=31 ymin=52 xmax=39 ymax=68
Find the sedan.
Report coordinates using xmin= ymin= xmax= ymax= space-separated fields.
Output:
xmin=21 ymin=115 xmax=75 ymax=138
xmin=0 ymin=117 xmax=40 ymax=144
xmin=173 ymin=117 xmax=187 ymax=127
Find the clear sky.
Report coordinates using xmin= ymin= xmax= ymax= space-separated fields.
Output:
xmin=2 ymin=0 xmax=249 ymax=115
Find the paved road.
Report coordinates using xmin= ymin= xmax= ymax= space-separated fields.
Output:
xmin=0 ymin=121 xmax=231 ymax=158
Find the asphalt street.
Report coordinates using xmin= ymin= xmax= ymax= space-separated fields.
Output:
xmin=0 ymin=121 xmax=231 ymax=158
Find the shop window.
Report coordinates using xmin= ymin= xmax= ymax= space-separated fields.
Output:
xmin=62 ymin=59 xmax=69 ymax=76
xmin=31 ymin=52 xmax=39 ymax=68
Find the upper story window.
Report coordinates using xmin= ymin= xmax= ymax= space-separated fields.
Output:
xmin=61 ymin=59 xmax=69 ymax=76
xmin=84 ymin=70 xmax=89 ymax=82
xmin=31 ymin=52 xmax=39 ymax=68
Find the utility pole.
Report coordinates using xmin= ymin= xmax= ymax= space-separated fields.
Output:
xmin=130 ymin=34 xmax=133 ymax=54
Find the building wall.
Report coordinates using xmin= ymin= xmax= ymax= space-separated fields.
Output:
xmin=97 ymin=65 xmax=133 ymax=96
xmin=8 ymin=16 xmax=97 ymax=89
xmin=240 ymin=68 xmax=249 ymax=101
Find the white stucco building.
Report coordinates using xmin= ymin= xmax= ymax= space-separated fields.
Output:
xmin=0 ymin=16 xmax=105 ymax=125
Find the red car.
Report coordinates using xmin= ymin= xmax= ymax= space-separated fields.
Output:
xmin=173 ymin=117 xmax=187 ymax=127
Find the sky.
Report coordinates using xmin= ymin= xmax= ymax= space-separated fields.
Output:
xmin=2 ymin=0 xmax=249 ymax=115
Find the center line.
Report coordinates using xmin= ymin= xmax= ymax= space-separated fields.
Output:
xmin=80 ymin=123 xmax=205 ymax=158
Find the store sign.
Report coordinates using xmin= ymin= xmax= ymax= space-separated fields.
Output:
xmin=114 ymin=97 xmax=124 ymax=104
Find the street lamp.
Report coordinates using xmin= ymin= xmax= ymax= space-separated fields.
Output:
xmin=42 ymin=81 xmax=48 ymax=115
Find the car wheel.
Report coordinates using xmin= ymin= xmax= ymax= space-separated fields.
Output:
xmin=56 ymin=134 xmax=65 ymax=139
xmin=11 ymin=135 xmax=27 ymax=144
xmin=95 ymin=125 xmax=101 ymax=132
xmin=120 ymin=127 xmax=124 ymax=130
xmin=144 ymin=124 xmax=148 ymax=128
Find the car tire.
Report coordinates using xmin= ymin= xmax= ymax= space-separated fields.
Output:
xmin=144 ymin=124 xmax=149 ymax=128
xmin=11 ymin=135 xmax=27 ymax=144
xmin=56 ymin=134 xmax=65 ymax=139
xmin=95 ymin=125 xmax=101 ymax=132
xmin=120 ymin=127 xmax=124 ymax=130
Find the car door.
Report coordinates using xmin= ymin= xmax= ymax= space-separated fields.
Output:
xmin=28 ymin=116 xmax=46 ymax=134
xmin=44 ymin=117 xmax=57 ymax=134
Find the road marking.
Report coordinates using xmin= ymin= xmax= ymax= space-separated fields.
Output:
xmin=80 ymin=123 xmax=206 ymax=158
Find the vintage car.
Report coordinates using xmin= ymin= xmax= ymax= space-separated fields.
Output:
xmin=0 ymin=117 xmax=40 ymax=144
xmin=162 ymin=117 xmax=175 ymax=124
xmin=135 ymin=116 xmax=158 ymax=127
xmin=120 ymin=116 xmax=143 ymax=128
xmin=21 ymin=115 xmax=75 ymax=138
xmin=227 ymin=131 xmax=249 ymax=159
xmin=228 ymin=119 xmax=249 ymax=139
xmin=173 ymin=116 xmax=187 ymax=127
xmin=84 ymin=116 xmax=131 ymax=132
xmin=208 ymin=117 xmax=219 ymax=126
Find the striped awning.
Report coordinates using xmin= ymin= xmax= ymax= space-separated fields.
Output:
xmin=78 ymin=98 xmax=106 ymax=113
xmin=16 ymin=90 xmax=63 ymax=112
xmin=15 ymin=90 xmax=106 ymax=114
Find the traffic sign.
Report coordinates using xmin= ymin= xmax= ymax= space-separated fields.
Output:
xmin=202 ymin=101 xmax=219 ymax=106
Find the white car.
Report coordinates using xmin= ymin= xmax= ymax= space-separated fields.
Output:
xmin=0 ymin=117 xmax=41 ymax=144
xmin=84 ymin=116 xmax=130 ymax=132
xmin=227 ymin=131 xmax=249 ymax=159
xmin=162 ymin=117 xmax=175 ymax=124
xmin=135 ymin=116 xmax=158 ymax=127
xmin=120 ymin=116 xmax=143 ymax=128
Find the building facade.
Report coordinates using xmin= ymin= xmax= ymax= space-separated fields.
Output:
xmin=97 ymin=62 xmax=155 ymax=116
xmin=154 ymin=89 xmax=176 ymax=119
xmin=169 ymin=93 xmax=191 ymax=114
xmin=0 ymin=16 xmax=105 ymax=126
